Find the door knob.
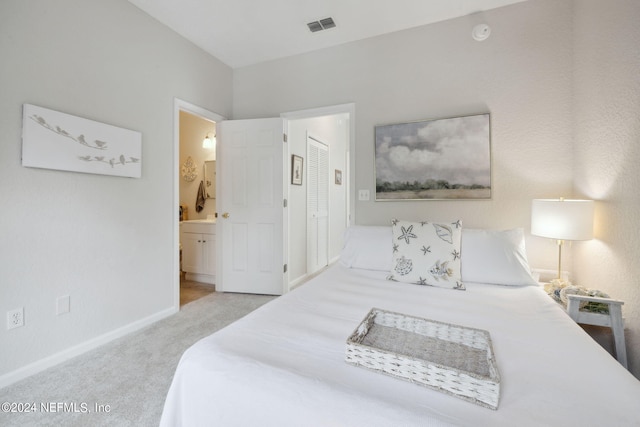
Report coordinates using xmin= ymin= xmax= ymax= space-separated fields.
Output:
xmin=222 ymin=212 xmax=230 ymax=218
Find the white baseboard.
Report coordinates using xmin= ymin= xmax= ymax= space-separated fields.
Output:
xmin=289 ymin=273 xmax=309 ymax=291
xmin=0 ymin=305 xmax=178 ymax=389
xmin=289 ymin=260 xmax=341 ymax=291
xmin=184 ymin=272 xmax=215 ymax=285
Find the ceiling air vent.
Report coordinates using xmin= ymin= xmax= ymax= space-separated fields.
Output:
xmin=319 ymin=17 xmax=336 ymax=29
xmin=307 ymin=17 xmax=336 ymax=33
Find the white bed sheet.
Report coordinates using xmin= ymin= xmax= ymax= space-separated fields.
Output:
xmin=161 ymin=264 xmax=640 ymax=426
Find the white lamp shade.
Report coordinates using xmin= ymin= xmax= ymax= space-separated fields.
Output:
xmin=531 ymin=199 xmax=594 ymax=240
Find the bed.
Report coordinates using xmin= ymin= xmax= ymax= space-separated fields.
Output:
xmin=161 ymin=224 xmax=640 ymax=426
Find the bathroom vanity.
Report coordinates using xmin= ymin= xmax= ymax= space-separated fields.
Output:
xmin=180 ymin=220 xmax=216 ymax=284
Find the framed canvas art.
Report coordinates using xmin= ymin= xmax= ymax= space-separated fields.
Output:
xmin=375 ymin=113 xmax=490 ymax=200
xmin=22 ymin=104 xmax=142 ymax=178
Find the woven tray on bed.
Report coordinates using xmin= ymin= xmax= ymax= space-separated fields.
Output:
xmin=345 ymin=308 xmax=501 ymax=410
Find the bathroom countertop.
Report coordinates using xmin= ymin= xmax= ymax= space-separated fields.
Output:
xmin=180 ymin=219 xmax=216 ymax=224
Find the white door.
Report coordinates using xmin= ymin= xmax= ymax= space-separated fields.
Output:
xmin=217 ymin=118 xmax=287 ymax=295
xmin=307 ymin=135 xmax=329 ymax=274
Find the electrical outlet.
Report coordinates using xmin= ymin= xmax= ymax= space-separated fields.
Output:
xmin=7 ymin=308 xmax=24 ymax=330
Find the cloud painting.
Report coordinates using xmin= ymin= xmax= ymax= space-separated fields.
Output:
xmin=375 ymin=113 xmax=490 ymax=200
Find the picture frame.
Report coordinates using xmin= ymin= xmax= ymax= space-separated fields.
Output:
xmin=335 ymin=169 xmax=342 ymax=185
xmin=375 ymin=113 xmax=491 ymax=200
xmin=22 ymin=104 xmax=142 ymax=178
xmin=291 ymin=154 xmax=303 ymax=185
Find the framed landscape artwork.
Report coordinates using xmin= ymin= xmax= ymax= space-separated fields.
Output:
xmin=375 ymin=113 xmax=491 ymax=200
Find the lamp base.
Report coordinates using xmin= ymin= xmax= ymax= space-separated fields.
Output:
xmin=556 ymin=239 xmax=565 ymax=282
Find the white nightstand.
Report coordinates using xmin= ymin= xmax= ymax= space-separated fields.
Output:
xmin=566 ymin=294 xmax=627 ymax=369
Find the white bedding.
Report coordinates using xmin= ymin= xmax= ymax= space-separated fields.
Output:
xmin=161 ymin=264 xmax=640 ymax=426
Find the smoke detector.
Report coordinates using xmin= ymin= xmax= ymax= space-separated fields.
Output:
xmin=472 ymin=24 xmax=491 ymax=41
xmin=307 ymin=17 xmax=336 ymax=33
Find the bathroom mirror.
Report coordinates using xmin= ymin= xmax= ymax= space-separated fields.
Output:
xmin=203 ymin=160 xmax=216 ymax=199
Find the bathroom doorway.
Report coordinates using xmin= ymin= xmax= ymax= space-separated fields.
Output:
xmin=173 ymin=99 xmax=225 ymax=310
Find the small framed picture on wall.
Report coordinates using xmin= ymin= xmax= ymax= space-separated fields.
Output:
xmin=335 ymin=169 xmax=342 ymax=185
xmin=291 ymin=155 xmax=303 ymax=185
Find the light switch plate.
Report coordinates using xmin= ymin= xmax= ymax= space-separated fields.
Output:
xmin=358 ymin=189 xmax=370 ymax=201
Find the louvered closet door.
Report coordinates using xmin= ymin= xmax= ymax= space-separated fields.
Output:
xmin=307 ymin=136 xmax=329 ymax=274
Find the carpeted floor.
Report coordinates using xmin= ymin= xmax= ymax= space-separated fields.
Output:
xmin=180 ymin=279 xmax=215 ymax=306
xmin=0 ymin=291 xmax=275 ymax=427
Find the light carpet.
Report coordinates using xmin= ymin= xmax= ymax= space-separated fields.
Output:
xmin=0 ymin=292 xmax=275 ymax=427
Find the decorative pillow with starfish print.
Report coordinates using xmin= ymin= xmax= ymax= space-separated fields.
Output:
xmin=388 ymin=219 xmax=464 ymax=290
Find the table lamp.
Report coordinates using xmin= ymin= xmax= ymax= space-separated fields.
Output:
xmin=531 ymin=198 xmax=594 ymax=281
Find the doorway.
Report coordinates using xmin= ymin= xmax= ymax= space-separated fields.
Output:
xmin=283 ymin=104 xmax=353 ymax=289
xmin=172 ymin=101 xmax=354 ymax=302
xmin=173 ymin=99 xmax=225 ymax=310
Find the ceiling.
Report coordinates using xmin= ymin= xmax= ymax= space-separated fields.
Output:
xmin=128 ymin=0 xmax=526 ymax=69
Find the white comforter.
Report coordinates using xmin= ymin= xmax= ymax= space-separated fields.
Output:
xmin=161 ymin=265 xmax=640 ymax=426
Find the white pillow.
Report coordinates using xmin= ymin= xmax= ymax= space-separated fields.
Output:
xmin=461 ymin=228 xmax=538 ymax=286
xmin=389 ymin=219 xmax=464 ymax=290
xmin=340 ymin=226 xmax=392 ymax=271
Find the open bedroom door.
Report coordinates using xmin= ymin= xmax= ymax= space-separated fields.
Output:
xmin=216 ymin=118 xmax=288 ymax=295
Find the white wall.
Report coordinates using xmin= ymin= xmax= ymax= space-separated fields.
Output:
xmin=234 ymin=0 xmax=640 ymax=378
xmin=288 ymin=115 xmax=349 ymax=285
xmin=0 ymin=0 xmax=232 ymax=385
xmin=179 ymin=111 xmax=216 ymax=219
xmin=572 ymin=0 xmax=640 ymax=377
xmin=234 ymin=0 xmax=574 ymax=272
